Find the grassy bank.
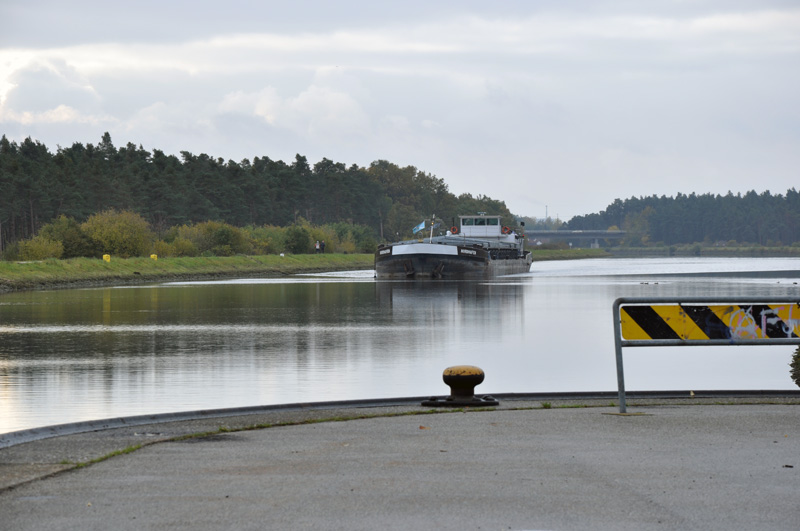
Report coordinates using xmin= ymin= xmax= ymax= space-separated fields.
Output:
xmin=0 ymin=254 xmax=375 ymax=292
xmin=609 ymin=245 xmax=800 ymax=258
xmin=0 ymin=249 xmax=609 ymax=292
xmin=529 ymin=248 xmax=610 ymax=261
xmin=531 ymin=246 xmax=800 ymax=260
xmin=7 ymin=245 xmax=790 ymax=293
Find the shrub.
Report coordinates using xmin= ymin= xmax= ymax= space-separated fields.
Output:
xmin=337 ymin=238 xmax=357 ymax=254
xmin=153 ymin=237 xmax=198 ymax=257
xmin=791 ymin=347 xmax=800 ymax=388
xmin=352 ymin=227 xmax=378 ymax=253
xmin=285 ymin=224 xmax=311 ymax=254
xmin=171 ymin=237 xmax=198 ymax=257
xmin=38 ymin=215 xmax=94 ymax=258
xmin=245 ymin=225 xmax=282 ymax=255
xmin=81 ymin=209 xmax=154 ymax=258
xmin=328 ymin=222 xmax=378 ymax=253
xmin=18 ymin=235 xmax=64 ymax=260
xmin=208 ymin=223 xmax=250 ymax=256
xmin=0 ymin=242 xmax=20 ymax=261
xmin=171 ymin=221 xmax=251 ymax=256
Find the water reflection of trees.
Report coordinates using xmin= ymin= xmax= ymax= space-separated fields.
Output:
xmin=0 ymin=280 xmax=528 ymax=432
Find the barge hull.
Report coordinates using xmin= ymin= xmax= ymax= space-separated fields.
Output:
xmin=375 ymin=248 xmax=531 ymax=280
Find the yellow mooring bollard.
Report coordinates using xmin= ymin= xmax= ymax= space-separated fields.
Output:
xmin=150 ymin=254 xmax=158 ymax=261
xmin=103 ymin=254 xmax=111 ymax=262
xmin=421 ymin=365 xmax=499 ymax=407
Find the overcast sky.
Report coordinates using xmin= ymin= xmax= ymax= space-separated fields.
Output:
xmin=1 ymin=1 xmax=798 ymax=219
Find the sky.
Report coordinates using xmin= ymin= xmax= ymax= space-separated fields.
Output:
xmin=1 ymin=1 xmax=798 ymax=220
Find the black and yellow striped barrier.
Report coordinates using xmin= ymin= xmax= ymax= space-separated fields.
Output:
xmin=620 ymin=303 xmax=800 ymax=342
xmin=613 ymin=297 xmax=800 ymax=413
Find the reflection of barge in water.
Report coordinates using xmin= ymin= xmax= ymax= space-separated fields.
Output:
xmin=375 ymin=214 xmax=532 ymax=280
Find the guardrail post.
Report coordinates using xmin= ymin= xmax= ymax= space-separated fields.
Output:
xmin=613 ymin=298 xmax=627 ymax=413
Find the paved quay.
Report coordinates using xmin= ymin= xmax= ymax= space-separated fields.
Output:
xmin=1 ymin=397 xmax=799 ymax=530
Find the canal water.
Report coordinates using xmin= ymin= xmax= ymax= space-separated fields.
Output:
xmin=1 ymin=257 xmax=798 ymax=434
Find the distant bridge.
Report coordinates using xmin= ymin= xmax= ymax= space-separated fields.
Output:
xmin=524 ymin=230 xmax=626 ymax=248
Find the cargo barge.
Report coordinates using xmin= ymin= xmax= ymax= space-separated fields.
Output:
xmin=375 ymin=214 xmax=532 ymax=280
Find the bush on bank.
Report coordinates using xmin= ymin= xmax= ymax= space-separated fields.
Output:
xmin=791 ymin=347 xmax=800 ymax=389
xmin=17 ymin=235 xmax=64 ymax=260
xmin=81 ymin=209 xmax=154 ymax=258
xmin=2 ymin=210 xmax=379 ymax=261
xmin=6 ymin=208 xmax=798 ymax=263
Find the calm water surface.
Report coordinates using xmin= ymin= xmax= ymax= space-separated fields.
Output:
xmin=1 ymin=257 xmax=798 ymax=434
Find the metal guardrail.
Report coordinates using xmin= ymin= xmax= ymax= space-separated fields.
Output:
xmin=613 ymin=297 xmax=800 ymax=413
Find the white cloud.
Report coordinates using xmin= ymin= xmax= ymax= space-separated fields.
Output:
xmin=0 ymin=104 xmax=102 ymax=125
xmin=4 ymin=9 xmax=798 ymax=78
xmin=3 ymin=58 xmax=98 ymax=104
xmin=690 ymin=10 xmax=800 ymax=34
xmin=0 ymin=58 xmax=111 ymax=126
xmin=217 ymin=71 xmax=372 ymax=142
xmin=126 ymin=101 xmax=214 ymax=140
xmin=219 ymin=88 xmax=282 ymax=124
xmin=285 ymin=85 xmax=371 ymax=139
xmin=1 ymin=3 xmax=798 ymax=217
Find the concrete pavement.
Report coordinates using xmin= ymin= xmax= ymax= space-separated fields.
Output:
xmin=1 ymin=397 xmax=799 ymax=530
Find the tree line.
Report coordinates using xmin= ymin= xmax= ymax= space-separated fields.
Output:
xmin=566 ymin=191 xmax=800 ymax=247
xmin=4 ymin=132 xmax=798 ymax=256
xmin=0 ymin=133 xmax=515 ymax=255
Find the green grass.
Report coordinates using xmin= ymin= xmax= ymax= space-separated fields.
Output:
xmin=0 ymin=253 xmax=375 ymax=292
xmin=529 ymin=248 xmax=610 ymax=261
xmin=72 ymin=444 xmax=144 ymax=469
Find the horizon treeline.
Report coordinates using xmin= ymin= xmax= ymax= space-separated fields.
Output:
xmin=2 ymin=133 xmax=799 ymax=253
xmin=0 ymin=133 xmax=515 ymax=252
xmin=566 ymin=192 xmax=800 ymax=247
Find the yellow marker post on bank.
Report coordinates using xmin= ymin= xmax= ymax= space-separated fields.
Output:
xmin=103 ymin=254 xmax=111 ymax=262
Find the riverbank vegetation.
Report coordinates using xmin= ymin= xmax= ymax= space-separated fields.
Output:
xmin=2 ymin=134 xmax=798 ymax=264
xmin=528 ymin=248 xmax=610 ymax=261
xmin=609 ymin=244 xmax=800 ymax=258
xmin=531 ymin=242 xmax=800 ymax=259
xmin=3 ymin=208 xmax=379 ymax=261
xmin=565 ymin=191 xmax=800 ymax=248
xmin=0 ymin=133 xmax=516 ymax=255
xmin=0 ymin=247 xmax=611 ymax=292
xmin=3 ymin=243 xmax=797 ymax=293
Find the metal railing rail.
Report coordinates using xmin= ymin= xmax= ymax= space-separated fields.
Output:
xmin=613 ymin=297 xmax=800 ymax=413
